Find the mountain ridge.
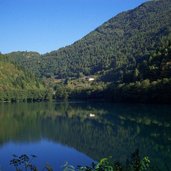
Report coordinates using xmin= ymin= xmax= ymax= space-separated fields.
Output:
xmin=3 ymin=0 xmax=171 ymax=103
xmin=6 ymin=0 xmax=171 ymax=79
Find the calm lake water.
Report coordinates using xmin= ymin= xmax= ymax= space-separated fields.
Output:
xmin=0 ymin=102 xmax=171 ymax=170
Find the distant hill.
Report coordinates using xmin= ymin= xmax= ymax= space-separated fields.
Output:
xmin=6 ymin=51 xmax=41 ymax=76
xmin=0 ymin=55 xmax=49 ymax=102
xmin=7 ymin=51 xmax=40 ymax=59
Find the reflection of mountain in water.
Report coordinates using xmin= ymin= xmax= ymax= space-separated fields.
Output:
xmin=0 ymin=102 xmax=171 ymax=169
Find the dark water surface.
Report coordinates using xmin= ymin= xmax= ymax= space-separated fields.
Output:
xmin=0 ymin=102 xmax=171 ymax=170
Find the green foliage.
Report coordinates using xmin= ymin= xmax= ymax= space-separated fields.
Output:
xmin=0 ymin=55 xmax=51 ymax=102
xmin=75 ymin=150 xmax=151 ymax=171
xmin=140 ymin=157 xmax=150 ymax=171
xmin=5 ymin=51 xmax=41 ymax=77
xmin=54 ymin=84 xmax=69 ymax=100
xmin=10 ymin=151 xmax=151 ymax=171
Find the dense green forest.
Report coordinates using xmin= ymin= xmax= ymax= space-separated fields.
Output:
xmin=6 ymin=0 xmax=171 ymax=78
xmin=0 ymin=55 xmax=50 ymax=102
xmin=51 ymin=38 xmax=171 ymax=102
xmin=3 ymin=0 xmax=171 ymax=103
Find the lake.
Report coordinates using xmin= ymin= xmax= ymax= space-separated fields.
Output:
xmin=0 ymin=102 xmax=171 ymax=170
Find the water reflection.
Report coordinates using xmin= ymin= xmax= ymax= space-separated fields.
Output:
xmin=0 ymin=102 xmax=171 ymax=170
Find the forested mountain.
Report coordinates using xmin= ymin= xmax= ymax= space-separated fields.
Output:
xmin=6 ymin=0 xmax=171 ymax=80
xmin=4 ymin=0 xmax=171 ymax=102
xmin=6 ymin=51 xmax=41 ymax=76
xmin=0 ymin=55 xmax=49 ymax=102
xmin=43 ymin=0 xmax=171 ymax=79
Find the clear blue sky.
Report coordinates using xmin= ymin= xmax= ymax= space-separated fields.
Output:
xmin=0 ymin=0 xmax=147 ymax=54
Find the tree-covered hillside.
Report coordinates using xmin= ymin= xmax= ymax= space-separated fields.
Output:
xmin=4 ymin=0 xmax=171 ymax=103
xmin=6 ymin=51 xmax=41 ymax=76
xmin=62 ymin=43 xmax=171 ymax=103
xmin=6 ymin=0 xmax=171 ymax=80
xmin=44 ymin=0 xmax=171 ymax=79
xmin=0 ymin=55 xmax=50 ymax=102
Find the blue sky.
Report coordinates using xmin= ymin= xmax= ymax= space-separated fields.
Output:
xmin=0 ymin=0 xmax=147 ymax=54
